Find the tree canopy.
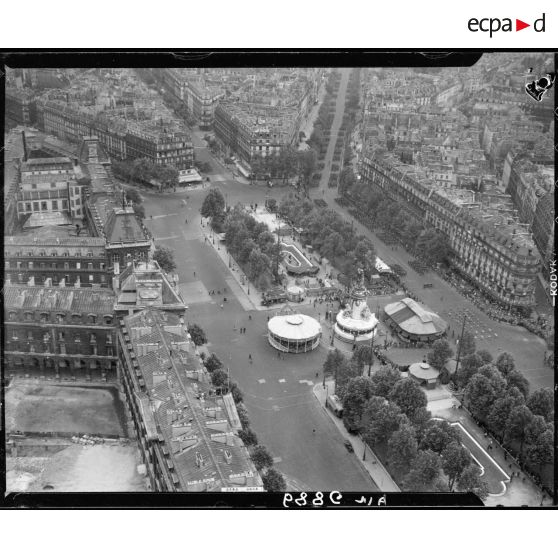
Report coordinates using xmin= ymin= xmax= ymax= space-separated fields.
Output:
xmin=420 ymin=420 xmax=461 ymax=454
xmin=427 ymin=339 xmax=454 ymax=370
xmin=342 ymin=376 xmax=375 ymax=433
xmin=187 ymin=323 xmax=207 ymax=346
xmin=201 ymin=188 xmax=226 ymax=219
xmin=388 ymin=378 xmax=428 ymax=419
xmin=262 ymin=468 xmax=287 ymax=492
xmin=526 ymin=388 xmax=554 ymax=422
xmin=250 ymin=445 xmax=274 ymax=471
xmin=153 ymin=246 xmax=176 ymax=273
xmin=387 ymin=423 xmax=418 ymax=475
xmin=361 ymin=396 xmax=402 ymax=447
xmin=403 ymin=450 xmax=441 ymax=491
xmin=442 ymin=441 xmax=471 ymax=491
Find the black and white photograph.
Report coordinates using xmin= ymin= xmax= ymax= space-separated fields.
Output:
xmin=2 ymin=51 xmax=555 ymax=512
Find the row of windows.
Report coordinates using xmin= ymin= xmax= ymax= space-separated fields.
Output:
xmin=6 ymin=311 xmax=113 ymax=325
xmin=19 ymin=199 xmax=70 ymax=213
xmin=8 ymin=330 xmax=113 ymax=344
xmin=8 ymin=261 xmax=103 ymax=270
xmin=8 ymin=250 xmax=98 ymax=258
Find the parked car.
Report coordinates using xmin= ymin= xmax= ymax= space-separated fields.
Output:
xmin=343 ymin=440 xmax=354 ymax=453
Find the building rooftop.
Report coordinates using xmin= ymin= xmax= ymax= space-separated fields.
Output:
xmin=23 ymin=212 xmax=73 ymax=229
xmin=4 ymin=285 xmax=115 ymax=314
xmin=121 ymin=308 xmax=262 ymax=491
xmin=384 ymin=298 xmax=447 ymax=337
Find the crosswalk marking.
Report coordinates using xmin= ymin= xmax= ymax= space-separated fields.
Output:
xmin=258 ymin=379 xmax=266 ymax=384
xmin=278 ymin=379 xmax=286 ymax=383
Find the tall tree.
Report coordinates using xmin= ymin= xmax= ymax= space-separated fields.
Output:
xmin=388 ymin=378 xmax=428 ymax=419
xmin=262 ymin=468 xmax=287 ymax=492
xmin=456 ymin=353 xmax=484 ymax=388
xmin=411 ymin=407 xmax=433 ymax=445
xmin=504 ymin=405 xmax=534 ymax=458
xmin=442 ymin=441 xmax=471 ymax=491
xmin=342 ymin=376 xmax=375 ymax=433
xmin=370 ymin=366 xmax=401 ymax=398
xmin=506 ymin=369 xmax=530 ymax=399
xmin=201 ymin=188 xmax=226 ymax=219
xmin=487 ymin=393 xmax=524 ymax=437
xmin=250 ymin=445 xmax=274 ymax=471
xmin=204 ymin=353 xmax=223 ymax=373
xmin=403 ymin=450 xmax=441 ymax=491
xmin=153 ymin=246 xmax=176 ymax=273
xmin=335 ymin=359 xmax=360 ymax=400
xmin=361 ymin=396 xmax=402 ymax=447
xmin=476 ymin=349 xmax=493 ymax=365
xmin=526 ymin=388 xmax=554 ymax=422
xmin=465 ymin=374 xmax=496 ymax=419
xmin=427 ymin=339 xmax=454 ymax=370
xmin=187 ymin=324 xmax=207 ymax=346
xmin=238 ymin=428 xmax=258 ymax=446
xmin=387 ymin=423 xmax=418 ymax=476
xmin=495 ymin=352 xmax=516 ymax=376
xmin=421 ymin=420 xmax=461 ymax=454
xmin=526 ymin=427 xmax=554 ymax=475
xmin=456 ymin=464 xmax=489 ymax=501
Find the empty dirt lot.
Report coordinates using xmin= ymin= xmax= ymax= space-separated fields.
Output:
xmin=6 ymin=381 xmax=127 ymax=436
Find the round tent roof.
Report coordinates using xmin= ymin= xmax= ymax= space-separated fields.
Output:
xmin=268 ymin=314 xmax=321 ymax=341
xmin=409 ymin=361 xmax=439 ymax=381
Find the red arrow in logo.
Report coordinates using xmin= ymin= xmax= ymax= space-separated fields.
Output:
xmin=516 ymin=19 xmax=530 ymax=31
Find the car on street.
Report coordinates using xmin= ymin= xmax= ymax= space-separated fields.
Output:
xmin=344 ymin=440 xmax=354 ymax=453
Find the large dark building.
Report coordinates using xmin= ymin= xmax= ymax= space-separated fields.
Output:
xmin=4 ymin=283 xmax=118 ymax=381
xmin=4 ymin=228 xmax=108 ymax=288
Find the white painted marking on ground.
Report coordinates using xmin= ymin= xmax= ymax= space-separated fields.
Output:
xmin=273 ymin=457 xmax=283 ymax=463
xmin=258 ymin=379 xmax=266 ymax=384
xmin=156 ymin=235 xmax=181 ymax=241
xmin=272 ymin=405 xmax=280 ymax=411
xmin=278 ymin=379 xmax=286 ymax=383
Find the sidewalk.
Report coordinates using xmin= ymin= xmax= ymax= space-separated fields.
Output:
xmin=313 ymin=381 xmax=400 ymax=492
xmin=433 ymin=405 xmax=551 ymax=506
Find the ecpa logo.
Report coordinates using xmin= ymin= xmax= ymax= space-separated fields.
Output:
xmin=468 ymin=13 xmax=546 ymax=37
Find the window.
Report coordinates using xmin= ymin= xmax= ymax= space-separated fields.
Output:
xmin=58 ymin=331 xmax=65 ymax=341
xmin=90 ymin=315 xmax=97 ymax=325
xmin=33 ymin=202 xmax=39 ymax=212
xmin=88 ymin=262 xmax=93 ymax=270
xmin=8 ymin=311 xmax=17 ymax=320
xmin=64 ymin=262 xmax=69 ymax=270
xmin=32 ymin=183 xmax=37 ymax=189
xmin=24 ymin=312 xmax=33 ymax=321
xmin=57 ymin=314 xmax=64 ymax=324
xmin=62 ymin=200 xmax=68 ymax=209
xmin=27 ymin=331 xmax=34 ymax=341
xmin=76 ymin=262 xmax=81 ymax=269
xmin=89 ymin=275 xmax=94 ymax=282
xmin=25 ymin=203 xmax=32 ymax=212
xmin=41 ymin=202 xmax=47 ymax=211
xmin=40 ymin=313 xmax=48 ymax=323
xmin=29 ymin=262 xmax=34 ymax=270
xmin=75 ymin=334 xmax=81 ymax=343
xmin=52 ymin=200 xmax=58 ymax=210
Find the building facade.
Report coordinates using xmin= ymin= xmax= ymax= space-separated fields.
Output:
xmin=37 ymin=99 xmax=194 ymax=169
xmin=6 ymin=88 xmax=37 ymax=126
xmin=4 ymin=283 xmax=118 ymax=380
xmin=16 ymin=156 xmax=84 ymax=224
xmin=4 ymin=231 xmax=108 ymax=288
xmin=358 ymin=154 xmax=540 ymax=308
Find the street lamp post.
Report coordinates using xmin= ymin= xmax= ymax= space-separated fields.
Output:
xmin=453 ymin=315 xmax=467 ymax=386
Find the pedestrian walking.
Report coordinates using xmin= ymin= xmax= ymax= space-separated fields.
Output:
xmin=193 ymin=271 xmax=196 ymax=277
xmin=249 ymin=354 xmax=252 ymax=361
xmin=249 ymin=315 xmax=252 ymax=320
xmin=312 ymin=429 xmax=316 ymax=434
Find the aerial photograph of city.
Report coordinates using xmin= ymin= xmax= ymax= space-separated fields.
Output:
xmin=3 ymin=53 xmax=555 ymax=507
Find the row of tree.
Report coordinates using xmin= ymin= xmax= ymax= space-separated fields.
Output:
xmin=324 ymin=350 xmax=489 ymax=498
xmin=344 ymin=184 xmax=452 ymax=266
xmin=224 ymin=205 xmax=279 ymax=291
xmin=202 ymin=351 xmax=286 ymax=491
xmin=428 ymin=334 xmax=554 ymax=482
xmin=278 ymin=193 xmax=377 ymax=285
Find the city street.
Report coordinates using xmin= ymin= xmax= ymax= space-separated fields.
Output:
xmin=308 ymin=67 xmax=552 ymax=391
xmin=141 ymin=180 xmax=376 ymax=492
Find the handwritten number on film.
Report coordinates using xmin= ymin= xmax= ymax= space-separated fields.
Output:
xmin=283 ymin=491 xmax=342 ymax=508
